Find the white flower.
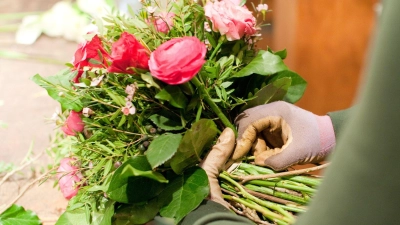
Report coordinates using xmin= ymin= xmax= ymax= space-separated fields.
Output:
xmin=77 ymin=0 xmax=112 ymax=18
xmin=147 ymin=6 xmax=157 ymax=14
xmin=256 ymin=3 xmax=268 ymax=12
xmin=204 ymin=22 xmax=211 ymax=32
xmin=90 ymin=75 xmax=104 ymax=87
xmin=82 ymin=108 xmax=94 ymax=117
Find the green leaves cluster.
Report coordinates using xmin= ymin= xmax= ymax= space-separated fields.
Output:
xmin=0 ymin=204 xmax=41 ymax=225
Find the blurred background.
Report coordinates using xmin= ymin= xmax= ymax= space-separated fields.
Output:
xmin=0 ymin=0 xmax=380 ymax=223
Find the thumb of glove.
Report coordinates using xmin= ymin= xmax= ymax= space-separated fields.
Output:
xmin=200 ymin=128 xmax=235 ymax=208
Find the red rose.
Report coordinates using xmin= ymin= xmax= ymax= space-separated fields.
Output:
xmin=72 ymin=35 xmax=109 ymax=82
xmin=149 ymin=37 xmax=206 ymax=85
xmin=108 ymin=32 xmax=150 ymax=74
xmin=62 ymin=111 xmax=84 ymax=136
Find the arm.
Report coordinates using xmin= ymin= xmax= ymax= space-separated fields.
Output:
xmin=296 ymin=0 xmax=400 ymax=224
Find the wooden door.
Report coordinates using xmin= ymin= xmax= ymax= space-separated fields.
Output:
xmin=259 ymin=0 xmax=379 ymax=114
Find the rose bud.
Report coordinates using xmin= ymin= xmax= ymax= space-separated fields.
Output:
xmin=61 ymin=111 xmax=84 ymax=136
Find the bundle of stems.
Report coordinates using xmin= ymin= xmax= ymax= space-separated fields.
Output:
xmin=219 ymin=162 xmax=327 ymax=225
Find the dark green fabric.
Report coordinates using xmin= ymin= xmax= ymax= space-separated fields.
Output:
xmin=295 ymin=0 xmax=400 ymax=224
xmin=180 ymin=200 xmax=254 ymax=225
xmin=327 ymin=107 xmax=353 ymax=139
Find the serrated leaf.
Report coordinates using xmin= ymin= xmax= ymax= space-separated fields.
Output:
xmin=155 ymin=86 xmax=188 ymax=109
xmin=170 ymin=119 xmax=218 ymax=174
xmin=148 ymin=114 xmax=183 ymax=131
xmin=159 ymin=167 xmax=209 ymax=223
xmin=107 ymin=156 xmax=167 ymax=203
xmin=32 ymin=71 xmax=83 ymax=112
xmin=146 ymin=133 xmax=182 ymax=169
xmin=241 ymin=77 xmax=291 ymax=111
xmin=0 ymin=204 xmax=41 ymax=225
xmin=232 ymin=50 xmax=288 ymax=78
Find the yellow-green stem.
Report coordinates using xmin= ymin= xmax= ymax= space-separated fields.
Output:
xmin=191 ymin=76 xmax=237 ymax=135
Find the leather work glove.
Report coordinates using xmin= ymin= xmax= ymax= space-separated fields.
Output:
xmin=231 ymin=101 xmax=336 ymax=171
xmin=200 ymin=128 xmax=235 ymax=208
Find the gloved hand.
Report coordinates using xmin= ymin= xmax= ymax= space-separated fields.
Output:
xmin=200 ymin=128 xmax=235 ymax=208
xmin=231 ymin=101 xmax=336 ymax=171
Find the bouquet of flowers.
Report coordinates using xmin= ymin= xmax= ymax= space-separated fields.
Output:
xmin=33 ymin=0 xmax=314 ymax=224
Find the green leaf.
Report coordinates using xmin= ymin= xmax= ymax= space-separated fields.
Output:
xmin=0 ymin=204 xmax=41 ymax=225
xmin=268 ymin=47 xmax=287 ymax=59
xmin=107 ymin=156 xmax=168 ymax=203
xmin=55 ymin=208 xmax=88 ymax=225
xmin=146 ymin=133 xmax=182 ymax=169
xmin=232 ymin=50 xmax=288 ymax=78
xmin=270 ymin=70 xmax=307 ymax=103
xmin=92 ymin=200 xmax=115 ymax=225
xmin=159 ymin=167 xmax=209 ymax=223
xmin=32 ymin=70 xmax=83 ymax=112
xmin=155 ymin=86 xmax=188 ymax=109
xmin=148 ymin=114 xmax=184 ymax=131
xmin=170 ymin=119 xmax=218 ymax=174
xmin=104 ymin=88 xmax=125 ymax=107
xmin=141 ymin=73 xmax=161 ymax=89
xmin=113 ymin=198 xmax=161 ymax=225
xmin=241 ymin=77 xmax=291 ymax=111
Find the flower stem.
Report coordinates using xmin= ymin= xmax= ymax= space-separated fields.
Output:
xmin=191 ymin=76 xmax=237 ymax=135
xmin=220 ymin=172 xmax=295 ymax=223
xmin=209 ymin=36 xmax=225 ymax=61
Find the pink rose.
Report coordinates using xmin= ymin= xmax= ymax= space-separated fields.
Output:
xmin=108 ymin=32 xmax=150 ymax=74
xmin=204 ymin=0 xmax=256 ymax=41
xmin=57 ymin=158 xmax=82 ymax=200
xmin=154 ymin=12 xmax=175 ymax=34
xmin=149 ymin=37 xmax=206 ymax=85
xmin=72 ymin=35 xmax=109 ymax=82
xmin=61 ymin=111 xmax=84 ymax=136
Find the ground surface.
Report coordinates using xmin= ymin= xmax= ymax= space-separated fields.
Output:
xmin=0 ymin=0 xmax=79 ymax=223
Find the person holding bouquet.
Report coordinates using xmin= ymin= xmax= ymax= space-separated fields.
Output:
xmin=185 ymin=0 xmax=400 ymax=224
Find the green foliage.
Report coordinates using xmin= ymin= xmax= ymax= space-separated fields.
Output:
xmin=146 ymin=133 xmax=183 ymax=169
xmin=32 ymin=70 xmax=83 ymax=112
xmin=0 ymin=204 xmax=41 ymax=225
xmin=107 ymin=156 xmax=168 ymax=203
xmin=32 ymin=0 xmax=308 ymax=222
xmin=170 ymin=119 xmax=218 ymax=174
xmin=159 ymin=167 xmax=209 ymax=223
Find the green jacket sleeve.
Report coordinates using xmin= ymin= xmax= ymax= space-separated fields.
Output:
xmin=327 ymin=108 xmax=353 ymax=139
xmin=295 ymin=0 xmax=400 ymax=224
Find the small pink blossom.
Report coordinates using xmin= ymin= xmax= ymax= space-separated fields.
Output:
xmin=154 ymin=12 xmax=175 ymax=33
xmin=204 ymin=0 xmax=256 ymax=41
xmin=256 ymin=3 xmax=268 ymax=12
xmin=122 ymin=102 xmax=136 ymax=115
xmin=61 ymin=111 xmax=84 ymax=136
xmin=57 ymin=158 xmax=82 ymax=200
